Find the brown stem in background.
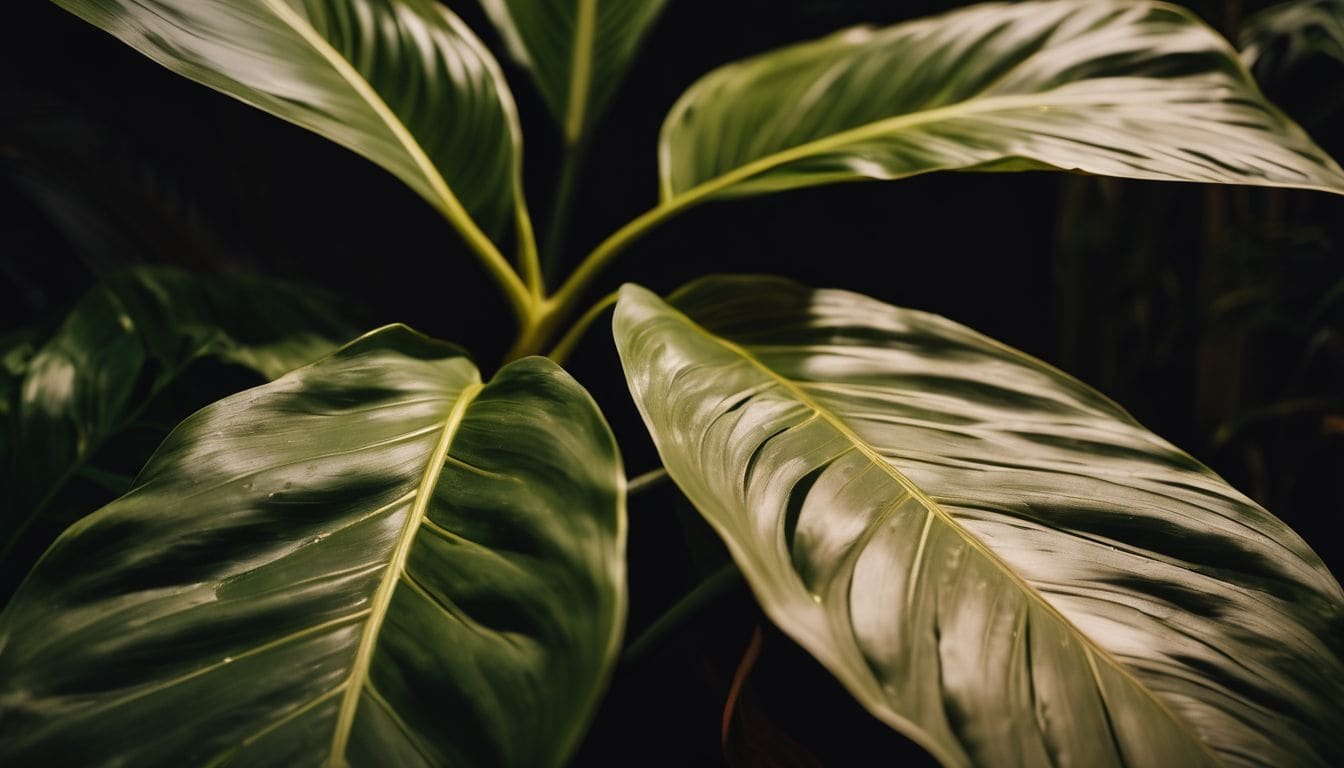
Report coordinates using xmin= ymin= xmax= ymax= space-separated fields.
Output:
xmin=722 ymin=625 xmax=765 ymax=755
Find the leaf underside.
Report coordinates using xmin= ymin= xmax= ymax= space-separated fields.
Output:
xmin=613 ymin=277 xmax=1344 ymax=767
xmin=0 ymin=326 xmax=626 ymax=767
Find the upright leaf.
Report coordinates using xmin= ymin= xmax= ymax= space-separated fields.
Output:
xmin=0 ymin=325 xmax=626 ymax=767
xmin=480 ymin=0 xmax=666 ymax=143
xmin=659 ymin=0 xmax=1344 ymax=204
xmin=51 ymin=0 xmax=527 ymax=248
xmin=1 ymin=268 xmax=351 ymax=572
xmin=614 ymin=277 xmax=1344 ymax=767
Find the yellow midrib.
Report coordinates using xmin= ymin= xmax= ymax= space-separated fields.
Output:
xmin=327 ymin=382 xmax=484 ymax=761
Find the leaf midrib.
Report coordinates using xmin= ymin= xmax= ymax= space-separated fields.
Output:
xmin=328 ymin=381 xmax=484 ymax=761
xmin=664 ymin=303 xmax=1225 ymax=766
xmin=564 ymin=0 xmax=597 ymax=143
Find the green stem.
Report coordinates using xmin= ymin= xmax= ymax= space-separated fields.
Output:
xmin=541 ymin=139 xmax=588 ymax=286
xmin=515 ymin=197 xmax=543 ymax=301
xmin=627 ymin=467 xmax=669 ymax=496
xmin=549 ymin=199 xmax=685 ymax=323
xmin=546 ymin=291 xmax=617 ymax=364
xmin=520 ymin=153 xmax=773 ymax=358
xmin=622 ymin=564 xmax=744 ymax=666
xmin=457 ymin=212 xmax=537 ymax=329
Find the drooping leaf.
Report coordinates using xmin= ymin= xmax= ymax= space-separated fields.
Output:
xmin=613 ymin=277 xmax=1344 ymax=767
xmin=658 ymin=0 xmax=1344 ymax=205
xmin=1240 ymin=0 xmax=1344 ymax=74
xmin=1 ymin=267 xmax=351 ymax=572
xmin=50 ymin=0 xmax=527 ymax=247
xmin=0 ymin=325 xmax=626 ymax=767
xmin=480 ymin=0 xmax=666 ymax=143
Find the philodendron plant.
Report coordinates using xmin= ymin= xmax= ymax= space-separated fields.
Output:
xmin=3 ymin=0 xmax=1344 ymax=765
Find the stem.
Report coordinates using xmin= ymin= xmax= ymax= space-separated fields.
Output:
xmin=549 ymin=199 xmax=685 ymax=322
xmin=508 ymin=195 xmax=684 ymax=360
xmin=721 ymin=625 xmax=765 ymax=751
xmin=541 ymin=139 xmax=587 ymax=286
xmin=546 ymin=291 xmax=617 ymax=364
xmin=626 ymin=467 xmax=669 ymax=496
xmin=622 ymin=564 xmax=744 ymax=666
xmin=515 ymin=196 xmax=543 ymax=300
xmin=462 ymin=223 xmax=534 ymax=332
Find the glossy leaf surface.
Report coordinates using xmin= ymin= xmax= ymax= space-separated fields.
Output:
xmin=50 ymin=0 xmax=525 ymax=244
xmin=613 ymin=277 xmax=1344 ymax=767
xmin=2 ymin=268 xmax=349 ymax=549
xmin=659 ymin=0 xmax=1344 ymax=203
xmin=480 ymin=0 xmax=665 ymax=142
xmin=0 ymin=325 xmax=626 ymax=767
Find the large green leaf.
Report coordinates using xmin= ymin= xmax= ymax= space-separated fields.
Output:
xmin=658 ymin=0 xmax=1344 ymax=203
xmin=51 ymin=0 xmax=526 ymax=248
xmin=1 ymin=268 xmax=350 ymax=572
xmin=480 ymin=0 xmax=666 ymax=143
xmin=0 ymin=325 xmax=626 ymax=766
xmin=613 ymin=277 xmax=1344 ymax=767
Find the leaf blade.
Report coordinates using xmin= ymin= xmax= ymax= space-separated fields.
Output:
xmin=0 ymin=326 xmax=626 ymax=767
xmin=659 ymin=0 xmax=1344 ymax=203
xmin=613 ymin=277 xmax=1344 ymax=767
xmin=480 ymin=0 xmax=667 ymax=142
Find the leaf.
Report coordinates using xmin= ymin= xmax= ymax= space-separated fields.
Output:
xmin=658 ymin=0 xmax=1344 ymax=205
xmin=613 ymin=276 xmax=1344 ymax=767
xmin=1240 ymin=0 xmax=1344 ymax=74
xmin=480 ymin=0 xmax=666 ymax=143
xmin=50 ymin=0 xmax=527 ymax=247
xmin=2 ymin=268 xmax=352 ymax=566
xmin=0 ymin=325 xmax=626 ymax=767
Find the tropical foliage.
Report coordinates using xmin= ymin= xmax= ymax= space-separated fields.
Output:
xmin=2 ymin=0 xmax=1343 ymax=765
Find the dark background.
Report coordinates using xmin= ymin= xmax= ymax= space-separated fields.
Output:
xmin=3 ymin=0 xmax=1343 ymax=763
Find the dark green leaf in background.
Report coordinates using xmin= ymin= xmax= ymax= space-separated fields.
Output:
xmin=1 ymin=267 xmax=351 ymax=575
xmin=480 ymin=0 xmax=667 ymax=144
xmin=614 ymin=276 xmax=1344 ymax=767
xmin=0 ymin=325 xmax=626 ymax=767
xmin=659 ymin=0 xmax=1344 ymax=205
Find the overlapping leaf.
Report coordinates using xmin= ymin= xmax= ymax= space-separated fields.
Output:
xmin=50 ymin=0 xmax=526 ymax=245
xmin=614 ymin=277 xmax=1344 ymax=767
xmin=480 ymin=0 xmax=666 ymax=142
xmin=0 ymin=325 xmax=626 ymax=767
xmin=1 ymin=268 xmax=350 ymax=572
xmin=659 ymin=0 xmax=1344 ymax=203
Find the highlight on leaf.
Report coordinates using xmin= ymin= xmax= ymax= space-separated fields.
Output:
xmin=613 ymin=276 xmax=1344 ymax=767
